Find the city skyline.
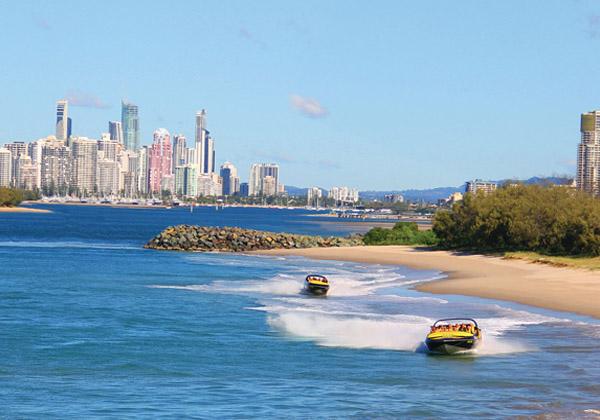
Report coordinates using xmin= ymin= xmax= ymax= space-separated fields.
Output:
xmin=3 ymin=1 xmax=600 ymax=189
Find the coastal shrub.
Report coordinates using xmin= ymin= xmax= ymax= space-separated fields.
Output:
xmin=433 ymin=184 xmax=600 ymax=256
xmin=0 ymin=187 xmax=24 ymax=207
xmin=363 ymin=222 xmax=439 ymax=246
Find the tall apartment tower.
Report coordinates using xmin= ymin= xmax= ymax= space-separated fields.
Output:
xmin=108 ymin=121 xmax=124 ymax=144
xmin=71 ymin=138 xmax=98 ymax=196
xmin=148 ymin=128 xmax=172 ymax=194
xmin=0 ymin=148 xmax=12 ymax=187
xmin=577 ymin=110 xmax=600 ymax=195
xmin=220 ymin=161 xmax=240 ymax=196
xmin=172 ymin=134 xmax=187 ymax=172
xmin=194 ymin=109 xmax=215 ymax=174
xmin=121 ymin=101 xmax=140 ymax=151
xmin=56 ymin=100 xmax=69 ymax=141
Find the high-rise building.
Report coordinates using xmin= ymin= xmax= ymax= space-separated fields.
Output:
xmin=197 ymin=173 xmax=222 ymax=196
xmin=4 ymin=141 xmax=28 ymax=185
xmin=465 ymin=180 xmax=497 ymax=194
xmin=175 ymin=165 xmax=197 ymax=197
xmin=220 ymin=161 xmax=239 ymax=195
xmin=172 ymin=134 xmax=187 ymax=172
xmin=261 ymin=175 xmax=276 ymax=197
xmin=239 ymin=182 xmax=249 ymax=197
xmin=577 ymin=110 xmax=600 ymax=195
xmin=137 ymin=146 xmax=149 ymax=196
xmin=71 ymin=137 xmax=98 ymax=196
xmin=98 ymin=137 xmax=120 ymax=161
xmin=108 ymin=121 xmax=123 ymax=144
xmin=14 ymin=155 xmax=38 ymax=190
xmin=328 ymin=186 xmax=359 ymax=204
xmin=307 ymin=187 xmax=322 ymax=207
xmin=56 ymin=100 xmax=69 ymax=141
xmin=194 ymin=110 xmax=215 ymax=174
xmin=248 ymin=163 xmax=280 ymax=196
xmin=41 ymin=139 xmax=71 ymax=196
xmin=121 ymin=101 xmax=140 ymax=151
xmin=0 ymin=148 xmax=12 ymax=187
xmin=148 ymin=128 xmax=172 ymax=194
xmin=96 ymin=158 xmax=120 ymax=196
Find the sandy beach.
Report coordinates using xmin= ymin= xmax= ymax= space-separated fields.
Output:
xmin=255 ymin=246 xmax=600 ymax=319
xmin=0 ymin=206 xmax=51 ymax=213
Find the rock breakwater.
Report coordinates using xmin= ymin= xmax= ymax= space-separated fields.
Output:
xmin=144 ymin=225 xmax=363 ymax=252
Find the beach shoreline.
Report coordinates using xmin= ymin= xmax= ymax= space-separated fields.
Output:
xmin=252 ymin=246 xmax=600 ymax=319
xmin=0 ymin=206 xmax=51 ymax=213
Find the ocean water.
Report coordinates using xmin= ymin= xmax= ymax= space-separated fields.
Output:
xmin=1 ymin=204 xmax=599 ymax=418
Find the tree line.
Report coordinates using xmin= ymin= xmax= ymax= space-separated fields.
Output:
xmin=433 ymin=184 xmax=600 ymax=256
xmin=0 ymin=188 xmax=39 ymax=207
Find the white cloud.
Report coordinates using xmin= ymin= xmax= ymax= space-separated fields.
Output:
xmin=290 ymin=94 xmax=328 ymax=118
xmin=65 ymin=90 xmax=110 ymax=109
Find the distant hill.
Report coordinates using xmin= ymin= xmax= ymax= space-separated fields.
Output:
xmin=286 ymin=176 xmax=573 ymax=202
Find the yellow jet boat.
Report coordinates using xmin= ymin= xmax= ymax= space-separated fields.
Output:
xmin=425 ymin=318 xmax=482 ymax=354
xmin=304 ymin=274 xmax=329 ymax=296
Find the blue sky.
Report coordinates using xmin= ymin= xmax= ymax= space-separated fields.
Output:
xmin=1 ymin=0 xmax=599 ymax=190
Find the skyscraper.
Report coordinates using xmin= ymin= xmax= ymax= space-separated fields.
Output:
xmin=194 ymin=109 xmax=215 ymax=174
xmin=121 ymin=101 xmax=140 ymax=151
xmin=108 ymin=121 xmax=123 ymax=144
xmin=0 ymin=148 xmax=12 ymax=187
xmin=71 ymin=137 xmax=98 ymax=196
xmin=41 ymin=138 xmax=71 ymax=196
xmin=577 ymin=110 xmax=600 ymax=195
xmin=172 ymin=134 xmax=187 ymax=172
xmin=55 ymin=100 xmax=69 ymax=141
xmin=148 ymin=128 xmax=172 ymax=194
xmin=220 ymin=161 xmax=239 ymax=195
xmin=248 ymin=163 xmax=280 ymax=196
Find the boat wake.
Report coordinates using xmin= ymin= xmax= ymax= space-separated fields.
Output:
xmin=150 ymin=258 xmax=566 ymax=356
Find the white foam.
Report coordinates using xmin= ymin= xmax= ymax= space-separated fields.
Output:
xmin=0 ymin=240 xmax=138 ymax=250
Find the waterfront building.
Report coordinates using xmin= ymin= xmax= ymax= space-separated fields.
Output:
xmin=0 ymin=148 xmax=11 ymax=187
xmin=108 ymin=121 xmax=123 ymax=144
xmin=261 ymin=175 xmax=277 ymax=197
xmin=328 ymin=186 xmax=359 ymax=204
xmin=172 ymin=134 xmax=187 ymax=172
xmin=97 ymin=137 xmax=120 ymax=161
xmin=239 ymin=182 xmax=249 ymax=197
xmin=14 ymin=155 xmax=38 ymax=190
xmin=248 ymin=164 xmax=261 ymax=196
xmin=220 ymin=161 xmax=239 ymax=196
xmin=137 ymin=146 xmax=149 ymax=196
xmin=307 ymin=187 xmax=322 ymax=207
xmin=96 ymin=158 xmax=120 ymax=196
xmin=248 ymin=163 xmax=280 ymax=196
xmin=175 ymin=165 xmax=198 ymax=197
xmin=577 ymin=110 xmax=600 ymax=195
xmin=41 ymin=139 xmax=71 ymax=195
xmin=121 ymin=100 xmax=140 ymax=151
xmin=193 ymin=110 xmax=216 ymax=174
xmin=71 ymin=137 xmax=98 ymax=196
xmin=4 ymin=141 xmax=29 ymax=185
xmin=148 ymin=128 xmax=172 ymax=194
xmin=56 ymin=100 xmax=69 ymax=141
xmin=465 ymin=179 xmax=497 ymax=194
xmin=197 ymin=173 xmax=222 ymax=196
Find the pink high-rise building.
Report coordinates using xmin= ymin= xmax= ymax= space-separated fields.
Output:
xmin=148 ymin=128 xmax=172 ymax=194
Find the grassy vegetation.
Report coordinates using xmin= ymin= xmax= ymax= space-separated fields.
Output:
xmin=504 ymin=251 xmax=600 ymax=270
xmin=363 ymin=222 xmax=439 ymax=246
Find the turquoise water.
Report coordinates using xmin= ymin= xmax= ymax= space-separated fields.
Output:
xmin=1 ymin=205 xmax=599 ymax=418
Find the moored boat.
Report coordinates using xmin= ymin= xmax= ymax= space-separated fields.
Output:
xmin=304 ymin=274 xmax=330 ymax=296
xmin=425 ymin=318 xmax=482 ymax=354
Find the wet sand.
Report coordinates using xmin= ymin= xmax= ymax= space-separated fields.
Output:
xmin=254 ymin=246 xmax=600 ymax=319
